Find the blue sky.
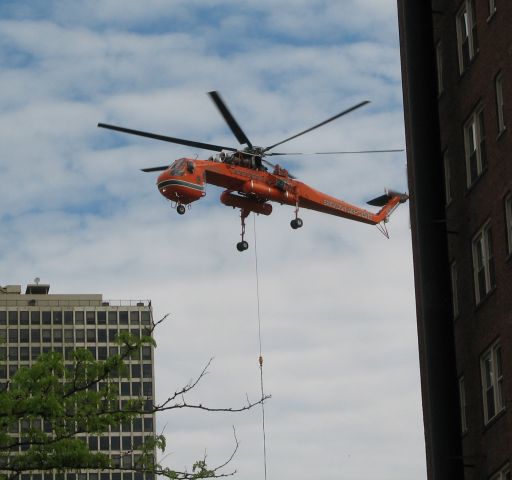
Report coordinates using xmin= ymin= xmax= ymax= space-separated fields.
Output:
xmin=0 ymin=2 xmax=425 ymax=479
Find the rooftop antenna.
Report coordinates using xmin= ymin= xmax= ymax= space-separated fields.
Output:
xmin=34 ymin=277 xmax=40 ymax=285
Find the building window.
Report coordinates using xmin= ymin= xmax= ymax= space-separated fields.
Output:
xmin=64 ymin=329 xmax=74 ymax=342
xmin=458 ymin=376 xmax=468 ymax=433
xmin=490 ymin=464 xmax=511 ymax=480
xmin=481 ymin=340 xmax=504 ymax=424
xmin=488 ymin=0 xmax=497 ymax=19
xmin=464 ymin=107 xmax=486 ymax=187
xmin=496 ymin=72 xmax=506 ymax=134
xmin=436 ymin=41 xmax=444 ymax=95
xmin=20 ymin=347 xmax=29 ymax=361
xmin=42 ymin=329 xmax=52 ymax=343
xmin=506 ymin=194 xmax=512 ymax=255
xmin=8 ymin=311 xmax=18 ymax=325
xmin=31 ymin=329 xmax=40 ymax=342
xmin=443 ymin=151 xmax=452 ymax=204
xmin=451 ymin=261 xmax=459 ymax=317
xmin=75 ymin=329 xmax=85 ymax=342
xmin=143 ymin=417 xmax=153 ymax=432
xmin=456 ymin=0 xmax=478 ymax=73
xmin=53 ymin=329 xmax=62 ymax=342
xmin=141 ymin=346 xmax=151 ymax=360
xmin=472 ymin=222 xmax=495 ymax=304
xmin=20 ymin=329 xmax=29 ymax=342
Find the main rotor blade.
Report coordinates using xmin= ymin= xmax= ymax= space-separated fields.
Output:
xmin=140 ymin=166 xmax=169 ymax=172
xmin=268 ymin=148 xmax=404 ymax=156
xmin=263 ymin=100 xmax=370 ymax=152
xmin=208 ymin=91 xmax=253 ymax=148
xmin=97 ymin=123 xmax=237 ymax=153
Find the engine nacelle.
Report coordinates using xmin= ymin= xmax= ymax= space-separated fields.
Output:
xmin=241 ymin=180 xmax=296 ymax=204
xmin=220 ymin=191 xmax=273 ymax=216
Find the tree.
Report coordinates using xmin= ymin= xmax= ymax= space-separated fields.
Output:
xmin=0 ymin=320 xmax=268 ymax=480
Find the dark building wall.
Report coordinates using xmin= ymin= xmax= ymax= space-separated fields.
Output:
xmin=436 ymin=1 xmax=512 ymax=478
xmin=398 ymin=0 xmax=512 ymax=478
xmin=397 ymin=2 xmax=463 ymax=478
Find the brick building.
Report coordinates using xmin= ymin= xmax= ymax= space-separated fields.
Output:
xmin=397 ymin=1 xmax=511 ymax=479
xmin=0 ymin=283 xmax=156 ymax=480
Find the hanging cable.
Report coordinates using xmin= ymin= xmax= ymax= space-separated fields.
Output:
xmin=253 ymin=214 xmax=268 ymax=480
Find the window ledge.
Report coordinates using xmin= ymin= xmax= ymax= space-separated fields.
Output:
xmin=465 ymin=167 xmax=487 ymax=196
xmin=496 ymin=126 xmax=507 ymax=141
xmin=458 ymin=50 xmax=480 ymax=79
xmin=483 ymin=406 xmax=506 ymax=432
xmin=475 ymin=285 xmax=496 ymax=311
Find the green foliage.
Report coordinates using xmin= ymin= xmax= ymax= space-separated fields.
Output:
xmin=0 ymin=331 xmax=235 ymax=480
xmin=0 ymin=333 xmax=144 ymax=475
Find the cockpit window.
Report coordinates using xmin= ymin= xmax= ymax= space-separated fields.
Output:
xmin=168 ymin=158 xmax=187 ymax=176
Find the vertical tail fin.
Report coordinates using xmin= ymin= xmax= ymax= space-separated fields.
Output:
xmin=367 ymin=189 xmax=409 ymax=234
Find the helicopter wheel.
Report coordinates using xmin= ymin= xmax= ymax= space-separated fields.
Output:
xmin=236 ymin=241 xmax=249 ymax=252
xmin=177 ymin=204 xmax=186 ymax=215
xmin=290 ymin=218 xmax=303 ymax=229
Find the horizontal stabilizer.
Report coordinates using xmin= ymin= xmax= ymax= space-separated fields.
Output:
xmin=367 ymin=189 xmax=408 ymax=206
xmin=367 ymin=193 xmax=392 ymax=207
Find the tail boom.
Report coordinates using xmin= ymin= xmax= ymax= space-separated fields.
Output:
xmin=297 ymin=187 xmax=408 ymax=225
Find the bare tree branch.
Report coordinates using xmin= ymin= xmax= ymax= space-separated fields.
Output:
xmin=212 ymin=426 xmax=239 ymax=474
xmin=156 ymin=358 xmax=214 ymax=410
xmin=153 ymin=393 xmax=271 ymax=413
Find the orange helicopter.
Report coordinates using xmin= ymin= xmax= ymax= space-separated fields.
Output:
xmin=98 ymin=91 xmax=408 ymax=251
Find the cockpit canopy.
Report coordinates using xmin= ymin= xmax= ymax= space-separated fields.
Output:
xmin=168 ymin=158 xmax=195 ymax=176
xmin=168 ymin=158 xmax=187 ymax=176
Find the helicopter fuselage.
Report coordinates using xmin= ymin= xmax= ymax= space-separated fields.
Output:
xmin=156 ymin=157 xmax=407 ymax=226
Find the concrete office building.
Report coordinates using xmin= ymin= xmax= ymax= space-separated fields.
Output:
xmin=398 ymin=1 xmax=511 ymax=479
xmin=0 ymin=283 xmax=155 ymax=480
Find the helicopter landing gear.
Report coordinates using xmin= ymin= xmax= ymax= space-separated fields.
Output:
xmin=177 ymin=204 xmax=186 ymax=215
xmin=290 ymin=200 xmax=303 ymax=229
xmin=237 ymin=209 xmax=250 ymax=252
xmin=237 ymin=240 xmax=249 ymax=252
xmin=290 ymin=218 xmax=303 ymax=229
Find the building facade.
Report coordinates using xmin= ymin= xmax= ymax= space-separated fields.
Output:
xmin=0 ymin=283 xmax=155 ymax=480
xmin=398 ymin=1 xmax=511 ymax=479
